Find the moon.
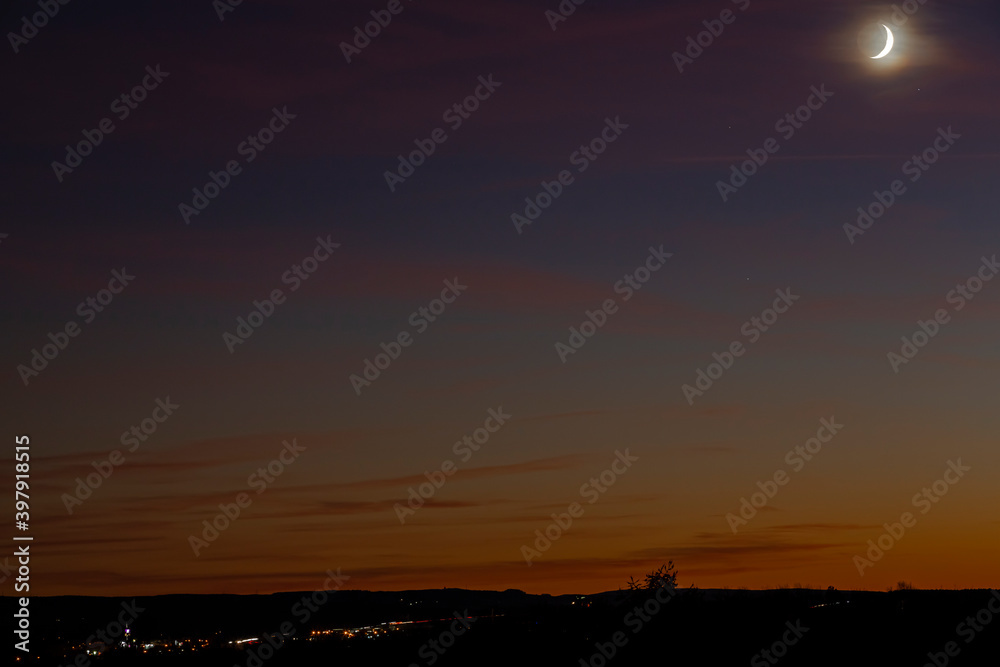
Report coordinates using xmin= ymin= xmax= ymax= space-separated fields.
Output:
xmin=871 ymin=24 xmax=894 ymax=59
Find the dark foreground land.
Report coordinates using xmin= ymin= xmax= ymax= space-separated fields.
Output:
xmin=9 ymin=587 xmax=1000 ymax=666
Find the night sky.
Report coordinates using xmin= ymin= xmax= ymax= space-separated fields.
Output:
xmin=3 ymin=0 xmax=999 ymax=597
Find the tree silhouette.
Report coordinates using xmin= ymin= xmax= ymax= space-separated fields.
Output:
xmin=626 ymin=561 xmax=679 ymax=592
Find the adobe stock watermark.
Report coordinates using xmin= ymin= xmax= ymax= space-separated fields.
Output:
xmin=578 ymin=580 xmax=677 ymax=666
xmin=545 ymin=0 xmax=587 ymax=31
xmin=350 ymin=277 xmax=467 ymax=395
xmin=511 ymin=116 xmax=628 ymax=235
xmin=384 ymin=75 xmax=502 ymax=192
xmin=521 ymin=449 xmax=638 ymax=565
xmin=188 ymin=438 xmax=306 ymax=556
xmin=887 ymin=254 xmax=998 ymax=373
xmin=214 ymin=0 xmax=244 ymax=21
xmin=672 ymin=0 xmax=751 ymax=73
xmin=61 ymin=397 xmax=180 ymax=514
xmin=340 ymin=0 xmax=415 ymax=63
xmin=717 ymin=84 xmax=833 ymax=202
xmin=555 ymin=245 xmax=672 ymax=363
xmin=726 ymin=417 xmax=844 ymax=533
xmin=394 ymin=407 xmax=511 ymax=524
xmin=887 ymin=0 xmax=931 ymax=28
xmin=178 ymin=106 xmax=297 ymax=224
xmin=52 ymin=65 xmax=170 ymax=183
xmin=750 ymin=619 xmax=810 ymax=667
xmin=922 ymin=590 xmax=1000 ymax=667
xmin=7 ymin=0 xmax=73 ymax=54
xmin=234 ymin=568 xmax=351 ymax=667
xmin=17 ymin=268 xmax=135 ymax=386
xmin=222 ymin=235 xmax=340 ymax=353
xmin=853 ymin=459 xmax=971 ymax=576
xmin=844 ymin=126 xmax=961 ymax=244
xmin=407 ymin=612 xmax=477 ymax=667
xmin=682 ymin=287 xmax=799 ymax=405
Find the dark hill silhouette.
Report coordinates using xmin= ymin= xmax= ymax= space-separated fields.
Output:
xmin=8 ymin=581 xmax=1000 ymax=666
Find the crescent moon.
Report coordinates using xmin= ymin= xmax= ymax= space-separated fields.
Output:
xmin=871 ymin=24 xmax=894 ymax=59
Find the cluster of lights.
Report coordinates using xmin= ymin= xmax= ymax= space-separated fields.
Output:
xmin=62 ymin=611 xmax=477 ymax=660
xmin=309 ymin=625 xmax=390 ymax=639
